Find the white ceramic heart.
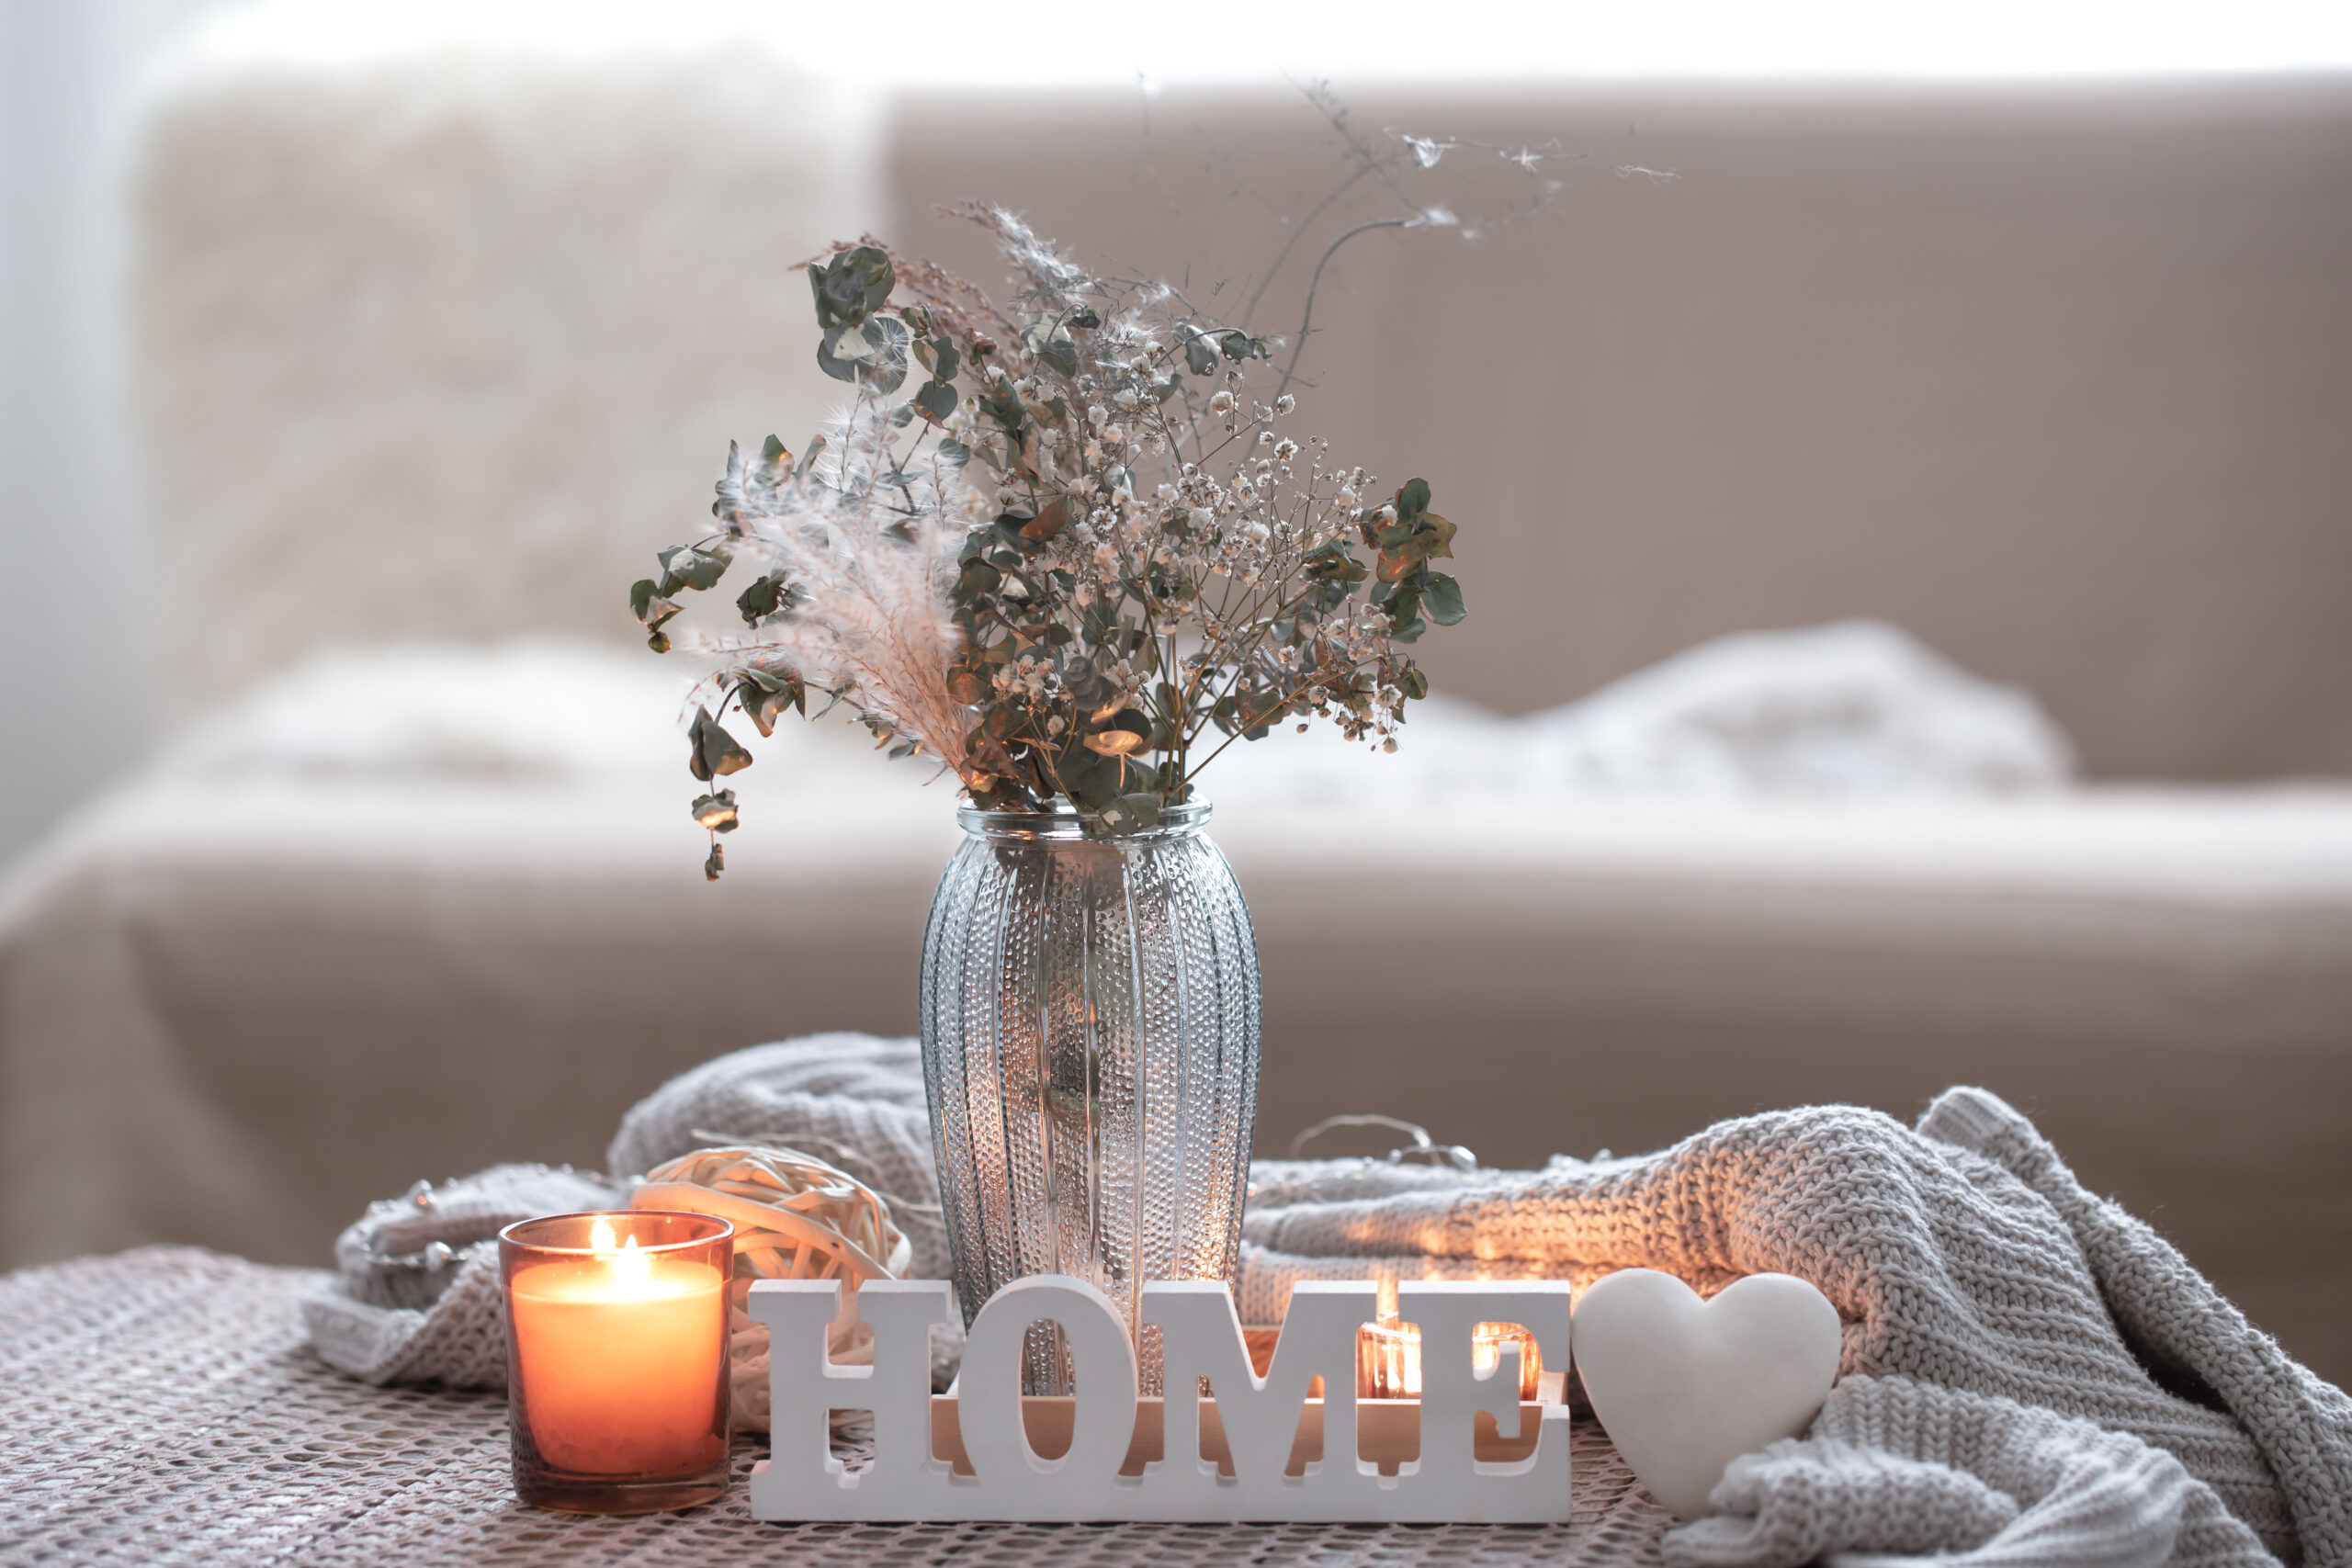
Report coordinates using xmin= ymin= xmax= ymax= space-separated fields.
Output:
xmin=1572 ymin=1268 xmax=1842 ymax=1520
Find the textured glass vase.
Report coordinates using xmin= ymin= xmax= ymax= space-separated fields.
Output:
xmin=919 ymin=802 xmax=1261 ymax=1394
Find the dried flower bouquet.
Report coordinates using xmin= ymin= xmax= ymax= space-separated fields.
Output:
xmin=631 ymin=208 xmax=1467 ymax=876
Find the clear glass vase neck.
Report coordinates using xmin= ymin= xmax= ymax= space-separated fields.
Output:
xmin=954 ymin=801 xmax=1214 ymax=843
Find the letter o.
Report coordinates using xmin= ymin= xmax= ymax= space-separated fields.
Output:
xmin=957 ymin=1275 xmax=1139 ymax=1481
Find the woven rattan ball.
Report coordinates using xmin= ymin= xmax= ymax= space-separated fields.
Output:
xmin=632 ymin=1145 xmax=910 ymax=1431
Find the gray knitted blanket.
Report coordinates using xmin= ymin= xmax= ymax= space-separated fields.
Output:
xmin=304 ymin=1033 xmax=2350 ymax=1566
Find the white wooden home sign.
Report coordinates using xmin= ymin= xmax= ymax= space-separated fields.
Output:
xmin=748 ymin=1273 xmax=1577 ymax=1523
xmin=747 ymin=1267 xmax=1844 ymax=1524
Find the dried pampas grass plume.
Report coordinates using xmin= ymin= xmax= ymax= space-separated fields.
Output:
xmin=680 ymin=400 xmax=978 ymax=781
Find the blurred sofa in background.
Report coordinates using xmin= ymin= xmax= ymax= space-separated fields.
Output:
xmin=1 ymin=22 xmax=2346 ymax=1382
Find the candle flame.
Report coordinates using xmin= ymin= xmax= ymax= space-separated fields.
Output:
xmin=1357 ymin=1318 xmax=1541 ymax=1401
xmin=589 ymin=1216 xmax=651 ymax=1289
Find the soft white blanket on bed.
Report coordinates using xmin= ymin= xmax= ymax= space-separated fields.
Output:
xmin=164 ymin=621 xmax=2073 ymax=799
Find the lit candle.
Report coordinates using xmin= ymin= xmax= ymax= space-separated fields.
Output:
xmin=1357 ymin=1316 xmax=1543 ymax=1401
xmin=499 ymin=1210 xmax=734 ymax=1514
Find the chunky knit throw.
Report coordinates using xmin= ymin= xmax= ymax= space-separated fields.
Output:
xmin=304 ymin=1035 xmax=961 ymax=1400
xmin=304 ymin=1034 xmax=2350 ymax=1566
xmin=303 ymin=1161 xmax=621 ymax=1388
xmin=1242 ymin=1084 xmax=2351 ymax=1566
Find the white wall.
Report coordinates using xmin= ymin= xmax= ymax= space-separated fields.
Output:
xmin=0 ymin=0 xmax=230 ymax=868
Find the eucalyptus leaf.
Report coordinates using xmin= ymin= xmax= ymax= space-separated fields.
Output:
xmin=1181 ymin=329 xmax=1217 ymax=376
xmin=1019 ymin=495 xmax=1072 ymax=542
xmin=844 ymin=245 xmax=893 ymax=311
xmin=691 ymin=789 xmax=741 ymax=832
xmin=980 ymin=381 xmax=1026 ymax=434
xmin=1028 ymin=326 xmax=1078 ymax=379
xmin=737 ymin=671 xmax=805 ymax=736
xmin=1058 ymin=750 xmax=1121 ymax=811
xmin=1386 ymin=583 xmax=1424 ymax=636
xmin=858 ymin=314 xmax=911 ymax=395
xmin=688 ymin=705 xmax=753 ymax=782
xmin=816 ymin=327 xmax=863 ymax=383
xmin=812 ymin=244 xmax=893 ymax=331
xmin=1422 ymin=571 xmax=1466 ymax=626
xmin=912 ymin=378 xmax=957 ymax=423
xmin=659 ymin=544 xmax=730 ymax=592
xmin=629 ymin=579 xmax=679 ymax=628
xmin=1097 ymin=792 xmax=1160 ymax=834
xmin=1418 ymin=512 xmax=1457 ymax=559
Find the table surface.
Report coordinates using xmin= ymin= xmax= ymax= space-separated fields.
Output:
xmin=0 ymin=1248 xmax=1671 ymax=1566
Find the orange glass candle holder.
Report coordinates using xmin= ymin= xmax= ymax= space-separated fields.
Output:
xmin=499 ymin=1210 xmax=734 ymax=1514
